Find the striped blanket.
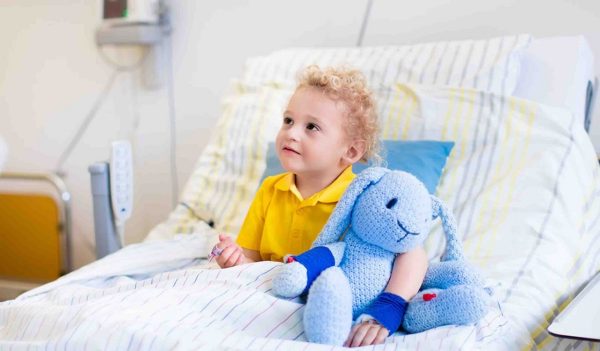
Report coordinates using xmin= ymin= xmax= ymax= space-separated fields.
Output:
xmin=1 ymin=234 xmax=511 ymax=350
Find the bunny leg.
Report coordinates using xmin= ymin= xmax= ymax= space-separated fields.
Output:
xmin=422 ymin=261 xmax=485 ymax=290
xmin=303 ymin=266 xmax=353 ymax=345
xmin=402 ymin=285 xmax=491 ymax=333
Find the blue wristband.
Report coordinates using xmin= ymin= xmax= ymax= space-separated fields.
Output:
xmin=291 ymin=246 xmax=335 ymax=295
xmin=363 ymin=292 xmax=407 ymax=333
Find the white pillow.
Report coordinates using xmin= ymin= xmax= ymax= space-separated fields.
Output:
xmin=241 ymin=34 xmax=531 ymax=96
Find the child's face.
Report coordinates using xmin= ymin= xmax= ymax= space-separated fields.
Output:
xmin=276 ymin=87 xmax=354 ymax=178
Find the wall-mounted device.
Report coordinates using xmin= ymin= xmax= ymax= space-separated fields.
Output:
xmin=88 ymin=140 xmax=134 ymax=259
xmin=96 ymin=0 xmax=168 ymax=89
xmin=102 ymin=0 xmax=159 ymax=25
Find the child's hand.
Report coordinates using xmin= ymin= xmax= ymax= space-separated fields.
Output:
xmin=344 ymin=319 xmax=389 ymax=347
xmin=214 ymin=234 xmax=246 ymax=268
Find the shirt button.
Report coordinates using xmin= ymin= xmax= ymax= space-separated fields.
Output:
xmin=296 ymin=208 xmax=303 ymax=215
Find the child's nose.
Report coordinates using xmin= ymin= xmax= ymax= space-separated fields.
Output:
xmin=285 ymin=125 xmax=301 ymax=141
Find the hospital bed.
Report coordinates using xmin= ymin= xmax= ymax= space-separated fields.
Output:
xmin=0 ymin=34 xmax=599 ymax=350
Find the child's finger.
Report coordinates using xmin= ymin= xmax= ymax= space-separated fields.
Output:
xmin=349 ymin=323 xmax=370 ymax=347
xmin=219 ymin=245 xmax=237 ymax=260
xmin=216 ymin=235 xmax=235 ymax=250
xmin=373 ymin=327 xmax=388 ymax=345
xmin=218 ymin=233 xmax=232 ymax=243
xmin=215 ymin=246 xmax=232 ymax=267
xmin=234 ymin=252 xmax=246 ymax=266
xmin=359 ymin=324 xmax=381 ymax=347
xmin=217 ymin=245 xmax=239 ymax=267
xmin=344 ymin=323 xmax=362 ymax=347
xmin=225 ymin=247 xmax=242 ymax=267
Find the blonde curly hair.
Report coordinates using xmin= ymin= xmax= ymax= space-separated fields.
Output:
xmin=296 ymin=65 xmax=381 ymax=164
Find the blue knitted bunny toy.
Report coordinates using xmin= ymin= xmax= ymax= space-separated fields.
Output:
xmin=272 ymin=167 xmax=491 ymax=345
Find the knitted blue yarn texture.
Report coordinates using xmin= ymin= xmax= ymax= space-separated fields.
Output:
xmin=272 ymin=167 xmax=491 ymax=345
xmin=291 ymin=246 xmax=335 ymax=295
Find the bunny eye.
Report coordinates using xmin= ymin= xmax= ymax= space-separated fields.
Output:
xmin=386 ymin=198 xmax=398 ymax=209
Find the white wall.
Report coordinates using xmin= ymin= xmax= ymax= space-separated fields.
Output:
xmin=1 ymin=0 xmax=599 ymax=270
xmin=0 ymin=0 xmax=367 ymax=269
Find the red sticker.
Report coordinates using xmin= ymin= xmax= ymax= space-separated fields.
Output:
xmin=423 ymin=293 xmax=437 ymax=301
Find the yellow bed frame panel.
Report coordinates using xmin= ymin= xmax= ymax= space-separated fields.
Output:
xmin=0 ymin=193 xmax=61 ymax=282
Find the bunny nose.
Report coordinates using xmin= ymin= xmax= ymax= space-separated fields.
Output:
xmin=386 ymin=198 xmax=398 ymax=209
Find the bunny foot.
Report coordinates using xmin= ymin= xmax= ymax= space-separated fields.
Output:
xmin=402 ymin=285 xmax=490 ymax=333
xmin=272 ymin=261 xmax=307 ymax=298
xmin=422 ymin=261 xmax=485 ymax=289
xmin=304 ymin=267 xmax=353 ymax=345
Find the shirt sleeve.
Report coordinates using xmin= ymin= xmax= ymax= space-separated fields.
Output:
xmin=236 ymin=180 xmax=270 ymax=251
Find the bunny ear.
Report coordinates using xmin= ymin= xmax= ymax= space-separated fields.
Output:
xmin=312 ymin=167 xmax=389 ymax=247
xmin=430 ymin=195 xmax=465 ymax=261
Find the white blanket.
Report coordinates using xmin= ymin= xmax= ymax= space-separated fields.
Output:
xmin=1 ymin=234 xmax=513 ymax=351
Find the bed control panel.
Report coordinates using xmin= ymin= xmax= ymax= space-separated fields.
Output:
xmin=110 ymin=140 xmax=133 ymax=223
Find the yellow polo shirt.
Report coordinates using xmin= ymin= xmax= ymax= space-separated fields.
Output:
xmin=236 ymin=167 xmax=355 ymax=262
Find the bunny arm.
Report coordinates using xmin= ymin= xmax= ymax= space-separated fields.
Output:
xmin=272 ymin=242 xmax=346 ymax=298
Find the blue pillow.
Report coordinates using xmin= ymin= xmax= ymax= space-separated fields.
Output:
xmin=262 ymin=140 xmax=454 ymax=194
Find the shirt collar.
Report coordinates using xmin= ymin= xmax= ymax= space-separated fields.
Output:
xmin=274 ymin=166 xmax=356 ymax=205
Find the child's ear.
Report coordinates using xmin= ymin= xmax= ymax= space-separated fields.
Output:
xmin=343 ymin=140 xmax=366 ymax=164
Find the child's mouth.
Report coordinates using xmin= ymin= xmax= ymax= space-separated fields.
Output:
xmin=283 ymin=147 xmax=300 ymax=155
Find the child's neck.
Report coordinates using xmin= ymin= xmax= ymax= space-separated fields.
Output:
xmin=294 ymin=166 xmax=348 ymax=200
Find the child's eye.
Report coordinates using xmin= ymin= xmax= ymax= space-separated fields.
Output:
xmin=306 ymin=123 xmax=320 ymax=131
xmin=283 ymin=117 xmax=293 ymax=125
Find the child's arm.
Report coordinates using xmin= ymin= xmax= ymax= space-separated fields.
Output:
xmin=384 ymin=246 xmax=429 ymax=298
xmin=344 ymin=247 xmax=428 ymax=347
